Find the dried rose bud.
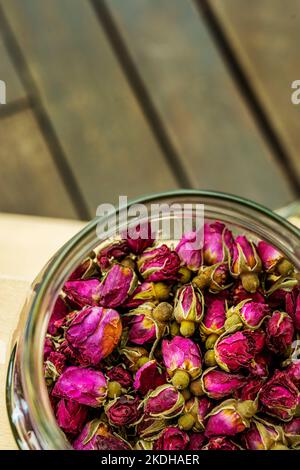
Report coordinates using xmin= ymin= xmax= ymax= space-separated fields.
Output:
xmin=185 ymin=396 xmax=212 ymax=431
xmin=144 ymin=384 xmax=185 ymax=419
xmin=257 ymin=241 xmax=293 ymax=276
xmin=63 ymin=279 xmax=101 ymax=307
xmin=286 ymin=361 xmax=300 ymax=388
xmin=98 ymin=264 xmax=138 ymax=308
xmin=284 ymin=418 xmax=300 ymax=447
xmin=134 ymin=360 xmax=166 ymax=395
xmin=162 ymin=336 xmax=202 ymax=383
xmin=201 ymin=367 xmax=245 ymax=400
xmin=124 ymin=281 xmax=171 ymax=308
xmin=232 ymin=281 xmax=265 ymax=305
xmin=247 ymin=353 xmax=270 ymax=378
xmin=153 ymin=426 xmax=189 ymax=450
xmin=73 ymin=419 xmax=131 ymax=450
xmin=120 ymin=346 xmax=149 ymax=372
xmin=137 ymin=244 xmax=180 ymax=282
xmin=266 ymin=311 xmax=294 ymax=355
xmin=175 ymin=231 xmax=203 ymax=271
xmin=124 ymin=221 xmax=154 ymax=254
xmin=259 ymin=370 xmax=299 ymax=421
xmin=96 ymin=240 xmax=129 ymax=271
xmin=65 ymin=306 xmax=122 ymax=366
xmin=187 ymin=433 xmax=206 ymax=450
xmin=215 ymin=329 xmax=265 ymax=372
xmin=174 ymin=284 xmax=204 ymax=330
xmin=202 ymin=436 xmax=241 ymax=450
xmin=44 ymin=351 xmax=66 ymax=385
xmin=225 ymin=300 xmax=270 ymax=330
xmin=286 ymin=287 xmax=300 ymax=331
xmin=205 ymin=399 xmax=257 ymax=438
xmin=203 ymin=222 xmax=233 ymax=265
xmin=68 ymin=257 xmax=98 ymax=281
xmin=106 ymin=365 xmax=133 ymax=389
xmin=194 ymin=263 xmax=230 ymax=293
xmin=48 ymin=297 xmax=69 ymax=335
xmin=52 ymin=366 xmax=107 ymax=407
xmin=235 ymin=377 xmax=265 ymax=401
xmin=242 ymin=418 xmax=286 ymax=450
xmin=200 ymin=296 xmax=226 ymax=336
xmin=230 ymin=236 xmax=262 ymax=293
xmin=106 ymin=395 xmax=141 ymax=427
xmin=126 ymin=303 xmax=164 ymax=348
xmin=56 ymin=399 xmax=88 ymax=436
xmin=44 ymin=337 xmax=54 ymax=360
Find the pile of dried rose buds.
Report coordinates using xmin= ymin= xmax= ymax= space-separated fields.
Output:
xmin=44 ymin=221 xmax=300 ymax=450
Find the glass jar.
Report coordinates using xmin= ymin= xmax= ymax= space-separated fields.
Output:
xmin=6 ymin=190 xmax=300 ymax=449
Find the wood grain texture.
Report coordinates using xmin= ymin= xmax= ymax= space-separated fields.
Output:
xmin=109 ymin=0 xmax=295 ymax=208
xmin=0 ymin=110 xmax=78 ymax=218
xmin=0 ymin=36 xmax=25 ymax=103
xmin=209 ymin=0 xmax=300 ymax=183
xmin=1 ymin=0 xmax=178 ymax=214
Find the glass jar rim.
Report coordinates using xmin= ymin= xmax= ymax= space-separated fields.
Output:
xmin=8 ymin=189 xmax=300 ymax=449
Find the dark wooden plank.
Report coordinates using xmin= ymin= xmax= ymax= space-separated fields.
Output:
xmin=0 ymin=36 xmax=26 ymax=103
xmin=209 ymin=0 xmax=300 ymax=186
xmin=0 ymin=109 xmax=78 ymax=218
xmin=109 ymin=0 xmax=295 ymax=208
xmin=1 ymin=0 xmax=178 ymax=215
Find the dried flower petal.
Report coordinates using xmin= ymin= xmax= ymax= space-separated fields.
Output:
xmin=202 ymin=436 xmax=241 ymax=450
xmin=187 ymin=433 xmax=206 ymax=450
xmin=286 ymin=287 xmax=300 ymax=331
xmin=200 ymin=295 xmax=226 ymax=336
xmin=73 ymin=419 xmax=131 ymax=450
xmin=48 ymin=297 xmax=69 ymax=335
xmin=97 ymin=241 xmax=129 ymax=271
xmin=266 ymin=311 xmax=294 ymax=355
xmin=63 ymin=279 xmax=101 ymax=308
xmin=137 ymin=244 xmax=180 ymax=282
xmin=106 ymin=395 xmax=141 ymax=427
xmin=144 ymin=384 xmax=185 ymax=419
xmin=162 ymin=336 xmax=202 ymax=379
xmin=98 ymin=264 xmax=138 ymax=308
xmin=284 ymin=418 xmax=300 ymax=447
xmin=285 ymin=361 xmax=300 ymax=388
xmin=185 ymin=396 xmax=212 ymax=431
xmin=257 ymin=241 xmax=285 ymax=273
xmin=56 ymin=399 xmax=88 ymax=436
xmin=134 ymin=360 xmax=166 ymax=395
xmin=136 ymin=417 xmax=166 ymax=441
xmin=106 ymin=365 xmax=133 ymax=389
xmin=242 ymin=418 xmax=285 ymax=450
xmin=153 ymin=426 xmax=189 ymax=450
xmin=203 ymin=222 xmax=233 ymax=265
xmin=205 ymin=399 xmax=255 ymax=438
xmin=124 ymin=221 xmax=155 ymax=254
xmin=201 ymin=367 xmax=245 ymax=399
xmin=175 ymin=231 xmax=203 ymax=271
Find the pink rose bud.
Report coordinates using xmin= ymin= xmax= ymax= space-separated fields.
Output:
xmin=247 ymin=353 xmax=270 ymax=378
xmin=259 ymin=370 xmax=299 ymax=421
xmin=73 ymin=419 xmax=131 ymax=450
xmin=205 ymin=399 xmax=256 ymax=438
xmin=44 ymin=351 xmax=66 ymax=384
xmin=230 ymin=236 xmax=262 ymax=293
xmin=215 ymin=329 xmax=265 ymax=372
xmin=98 ymin=264 xmax=138 ymax=308
xmin=187 ymin=433 xmax=206 ymax=450
xmin=200 ymin=296 xmax=226 ymax=335
xmin=232 ymin=281 xmax=265 ymax=304
xmin=242 ymin=418 xmax=285 ymax=450
xmin=65 ymin=306 xmax=122 ymax=366
xmin=137 ymin=244 xmax=180 ymax=282
xmin=106 ymin=365 xmax=133 ymax=389
xmin=124 ymin=281 xmax=171 ymax=308
xmin=238 ymin=300 xmax=270 ymax=329
xmin=124 ymin=221 xmax=155 ymax=254
xmin=106 ymin=395 xmax=141 ymax=427
xmin=286 ymin=361 xmax=300 ymax=388
xmin=284 ymin=418 xmax=300 ymax=447
xmin=266 ymin=311 xmax=294 ymax=355
xmin=153 ymin=426 xmax=189 ymax=450
xmin=235 ymin=377 xmax=265 ymax=401
xmin=201 ymin=367 xmax=245 ymax=400
xmin=97 ymin=240 xmax=129 ymax=271
xmin=162 ymin=336 xmax=202 ymax=380
xmin=185 ymin=396 xmax=212 ymax=431
xmin=202 ymin=437 xmax=241 ymax=450
xmin=174 ymin=284 xmax=203 ymax=324
xmin=52 ymin=366 xmax=107 ymax=407
xmin=63 ymin=279 xmax=101 ymax=307
xmin=175 ymin=231 xmax=203 ymax=271
xmin=203 ymin=222 xmax=233 ymax=265
xmin=68 ymin=257 xmax=98 ymax=281
xmin=137 ymin=416 xmax=166 ymax=440
xmin=286 ymin=287 xmax=300 ymax=331
xmin=48 ymin=296 xmax=69 ymax=335
xmin=127 ymin=303 xmax=160 ymax=346
xmin=144 ymin=384 xmax=185 ymax=419
xmin=56 ymin=399 xmax=88 ymax=436
xmin=134 ymin=360 xmax=166 ymax=395
xmin=257 ymin=241 xmax=286 ymax=274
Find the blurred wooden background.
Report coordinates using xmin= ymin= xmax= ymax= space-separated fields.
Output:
xmin=0 ymin=0 xmax=300 ymax=220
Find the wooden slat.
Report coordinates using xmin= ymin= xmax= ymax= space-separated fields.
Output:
xmin=0 ymin=109 xmax=78 ymax=218
xmin=1 ymin=0 xmax=178 ymax=215
xmin=209 ymin=0 xmax=300 ymax=184
xmin=108 ymin=0 xmax=295 ymax=208
xmin=0 ymin=36 xmax=25 ymax=103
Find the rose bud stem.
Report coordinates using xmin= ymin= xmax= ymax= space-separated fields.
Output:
xmin=107 ymin=381 xmax=122 ymax=399
xmin=178 ymin=267 xmax=192 ymax=284
xmin=192 ymin=273 xmax=210 ymax=290
xmin=241 ymin=272 xmax=260 ymax=293
xmin=270 ymin=444 xmax=290 ymax=451
xmin=170 ymin=321 xmax=180 ymax=336
xmin=136 ymin=356 xmax=150 ymax=369
xmin=178 ymin=413 xmax=195 ymax=431
xmin=204 ymin=350 xmax=217 ymax=367
xmin=181 ymin=388 xmax=192 ymax=401
xmin=190 ymin=378 xmax=205 ymax=397
xmin=277 ymin=258 xmax=294 ymax=276
xmin=180 ymin=320 xmax=195 ymax=337
xmin=236 ymin=400 xmax=258 ymax=419
xmin=205 ymin=333 xmax=219 ymax=350
xmin=152 ymin=302 xmax=173 ymax=323
xmin=171 ymin=370 xmax=190 ymax=390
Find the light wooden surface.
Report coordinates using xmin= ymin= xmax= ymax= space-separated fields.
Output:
xmin=0 ymin=213 xmax=85 ymax=450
